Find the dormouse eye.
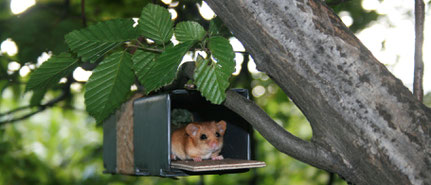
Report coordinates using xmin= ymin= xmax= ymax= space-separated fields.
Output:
xmin=216 ymin=132 xmax=221 ymax=137
xmin=200 ymin=134 xmax=207 ymax=140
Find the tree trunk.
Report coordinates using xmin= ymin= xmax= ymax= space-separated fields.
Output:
xmin=205 ymin=0 xmax=431 ymax=184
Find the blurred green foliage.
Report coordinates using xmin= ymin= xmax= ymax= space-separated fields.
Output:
xmin=424 ymin=93 xmax=431 ymax=107
xmin=326 ymin=0 xmax=379 ymax=33
xmin=0 ymin=0 xmax=391 ymax=184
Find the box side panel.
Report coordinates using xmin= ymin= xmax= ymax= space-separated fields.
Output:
xmin=133 ymin=94 xmax=170 ymax=176
xmin=103 ymin=115 xmax=117 ymax=173
xmin=223 ymin=117 xmax=251 ymax=160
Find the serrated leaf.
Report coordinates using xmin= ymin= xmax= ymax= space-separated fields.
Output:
xmin=208 ymin=17 xmax=223 ymax=36
xmin=132 ymin=50 xmax=157 ymax=86
xmin=174 ymin=21 xmax=206 ymax=42
xmin=65 ymin=19 xmax=140 ymax=63
xmin=139 ymin=4 xmax=173 ymax=44
xmin=194 ymin=36 xmax=235 ymax=104
xmin=208 ymin=17 xmax=231 ymax=37
xmin=194 ymin=57 xmax=232 ymax=104
xmin=143 ymin=41 xmax=194 ymax=93
xmin=208 ymin=36 xmax=235 ymax=74
xmin=84 ymin=51 xmax=135 ymax=123
xmin=26 ymin=52 xmax=80 ymax=92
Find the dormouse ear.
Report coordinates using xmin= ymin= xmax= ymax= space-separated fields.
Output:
xmin=185 ymin=123 xmax=200 ymax=137
xmin=216 ymin=120 xmax=227 ymax=134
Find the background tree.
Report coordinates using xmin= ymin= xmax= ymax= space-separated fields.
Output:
xmin=205 ymin=0 xmax=431 ymax=184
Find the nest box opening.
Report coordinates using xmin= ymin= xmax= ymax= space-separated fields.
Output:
xmin=103 ymin=89 xmax=265 ymax=177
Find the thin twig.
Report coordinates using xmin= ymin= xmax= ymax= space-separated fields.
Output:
xmin=413 ymin=0 xmax=425 ymax=102
xmin=234 ymin=51 xmax=249 ymax=54
xmin=140 ymin=47 xmax=164 ymax=53
xmin=327 ymin=172 xmax=335 ymax=185
xmin=0 ymin=91 xmax=69 ymax=125
xmin=127 ymin=43 xmax=164 ymax=53
xmin=0 ymin=109 xmax=43 ymax=125
xmin=0 ymin=106 xmax=30 ymax=117
xmin=81 ymin=0 xmax=87 ymax=27
xmin=198 ymin=175 xmax=205 ymax=185
xmin=0 ymin=75 xmax=73 ymax=125
xmin=326 ymin=0 xmax=351 ymax=6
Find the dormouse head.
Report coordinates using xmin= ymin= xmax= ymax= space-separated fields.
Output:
xmin=185 ymin=120 xmax=227 ymax=151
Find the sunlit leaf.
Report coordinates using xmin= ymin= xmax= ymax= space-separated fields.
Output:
xmin=26 ymin=52 xmax=80 ymax=92
xmin=143 ymin=41 xmax=194 ymax=93
xmin=174 ymin=21 xmax=206 ymax=42
xmin=84 ymin=51 xmax=135 ymax=123
xmin=138 ymin=4 xmax=173 ymax=44
xmin=193 ymin=36 xmax=235 ymax=104
xmin=65 ymin=19 xmax=140 ymax=63
xmin=194 ymin=56 xmax=232 ymax=104
xmin=207 ymin=36 xmax=235 ymax=74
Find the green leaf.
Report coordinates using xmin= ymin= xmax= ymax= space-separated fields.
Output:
xmin=84 ymin=51 xmax=135 ymax=123
xmin=30 ymin=88 xmax=47 ymax=106
xmin=26 ymin=52 xmax=80 ymax=92
xmin=207 ymin=36 xmax=235 ymax=74
xmin=143 ymin=41 xmax=194 ymax=93
xmin=139 ymin=4 xmax=173 ymax=44
xmin=174 ymin=21 xmax=206 ymax=42
xmin=131 ymin=50 xmax=157 ymax=86
xmin=208 ymin=17 xmax=225 ymax=36
xmin=65 ymin=19 xmax=140 ymax=63
xmin=2 ymin=7 xmax=82 ymax=63
xmin=193 ymin=56 xmax=232 ymax=104
xmin=194 ymin=36 xmax=235 ymax=104
xmin=208 ymin=17 xmax=232 ymax=37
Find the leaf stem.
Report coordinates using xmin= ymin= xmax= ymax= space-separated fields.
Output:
xmin=131 ymin=39 xmax=164 ymax=53
xmin=141 ymin=47 xmax=164 ymax=53
xmin=126 ymin=43 xmax=163 ymax=53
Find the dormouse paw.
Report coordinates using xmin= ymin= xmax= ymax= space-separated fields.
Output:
xmin=211 ymin=155 xmax=224 ymax=160
xmin=192 ymin=157 xmax=202 ymax=162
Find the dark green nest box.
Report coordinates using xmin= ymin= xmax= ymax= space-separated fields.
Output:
xmin=103 ymin=89 xmax=265 ymax=177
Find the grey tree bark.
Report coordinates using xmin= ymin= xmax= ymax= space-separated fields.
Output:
xmin=204 ymin=0 xmax=431 ymax=184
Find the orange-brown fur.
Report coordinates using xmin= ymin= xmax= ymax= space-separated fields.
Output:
xmin=171 ymin=120 xmax=227 ymax=162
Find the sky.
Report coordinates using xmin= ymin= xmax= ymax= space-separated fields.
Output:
xmin=1 ymin=0 xmax=430 ymax=94
xmin=355 ymin=0 xmax=431 ymax=93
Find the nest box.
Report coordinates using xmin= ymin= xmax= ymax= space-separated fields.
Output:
xmin=103 ymin=89 xmax=265 ymax=177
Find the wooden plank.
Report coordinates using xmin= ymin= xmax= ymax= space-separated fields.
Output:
xmin=171 ymin=158 xmax=266 ymax=172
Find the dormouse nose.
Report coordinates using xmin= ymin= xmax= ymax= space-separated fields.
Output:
xmin=209 ymin=140 xmax=218 ymax=149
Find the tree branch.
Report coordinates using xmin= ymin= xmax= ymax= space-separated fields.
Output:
xmin=176 ymin=59 xmax=341 ymax=171
xmin=0 ymin=75 xmax=73 ymax=126
xmin=206 ymin=1 xmax=431 ymax=184
xmin=414 ymin=0 xmax=425 ymax=102
xmin=0 ymin=90 xmax=69 ymax=126
xmin=0 ymin=106 xmax=29 ymax=117
xmin=177 ymin=42 xmax=341 ymax=172
xmin=223 ymin=90 xmax=341 ymax=172
xmin=1 ymin=108 xmax=43 ymax=125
